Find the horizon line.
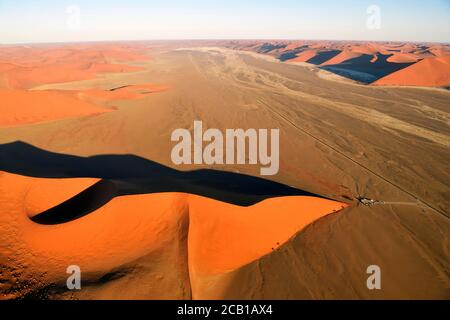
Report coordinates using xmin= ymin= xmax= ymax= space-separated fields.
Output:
xmin=1 ymin=38 xmax=449 ymax=46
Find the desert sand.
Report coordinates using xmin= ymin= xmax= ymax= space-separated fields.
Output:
xmin=226 ymin=40 xmax=450 ymax=87
xmin=374 ymin=56 xmax=450 ymax=87
xmin=0 ymin=42 xmax=449 ymax=300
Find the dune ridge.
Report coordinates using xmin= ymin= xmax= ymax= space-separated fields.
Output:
xmin=0 ymin=171 xmax=347 ymax=299
xmin=0 ymin=89 xmax=112 ymax=127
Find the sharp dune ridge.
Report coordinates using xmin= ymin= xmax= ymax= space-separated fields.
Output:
xmin=0 ymin=171 xmax=346 ymax=299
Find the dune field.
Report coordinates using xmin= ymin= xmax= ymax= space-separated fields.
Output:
xmin=0 ymin=42 xmax=449 ymax=300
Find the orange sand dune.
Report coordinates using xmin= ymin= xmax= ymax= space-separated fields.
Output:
xmin=76 ymin=84 xmax=169 ymax=101
xmin=0 ymin=89 xmax=112 ymax=127
xmin=320 ymin=50 xmax=363 ymax=66
xmin=0 ymin=63 xmax=18 ymax=72
xmin=0 ymin=172 xmax=347 ymax=299
xmin=429 ymin=45 xmax=450 ymax=57
xmin=188 ymin=195 xmax=346 ymax=276
xmin=387 ymin=52 xmax=421 ymax=63
xmin=0 ymin=172 xmax=190 ymax=299
xmin=288 ymin=50 xmax=317 ymax=63
xmin=350 ymin=44 xmax=379 ymax=55
xmin=374 ymin=56 xmax=450 ymax=87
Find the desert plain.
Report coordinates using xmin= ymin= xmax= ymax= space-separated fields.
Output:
xmin=0 ymin=40 xmax=449 ymax=300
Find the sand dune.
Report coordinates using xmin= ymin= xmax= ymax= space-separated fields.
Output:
xmin=0 ymin=171 xmax=346 ymax=299
xmin=287 ymin=50 xmax=317 ymax=63
xmin=3 ymin=63 xmax=144 ymax=90
xmin=320 ymin=50 xmax=363 ymax=66
xmin=0 ymin=42 xmax=449 ymax=300
xmin=188 ymin=195 xmax=346 ymax=298
xmin=374 ymin=56 xmax=450 ymax=87
xmin=0 ymin=89 xmax=111 ymax=127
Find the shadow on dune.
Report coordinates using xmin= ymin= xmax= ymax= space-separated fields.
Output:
xmin=320 ymin=53 xmax=416 ymax=84
xmin=0 ymin=141 xmax=328 ymax=224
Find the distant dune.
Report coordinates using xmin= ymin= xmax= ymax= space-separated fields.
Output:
xmin=320 ymin=50 xmax=363 ymax=66
xmin=0 ymin=171 xmax=346 ymax=299
xmin=188 ymin=195 xmax=346 ymax=297
xmin=288 ymin=50 xmax=317 ymax=63
xmin=0 ymin=44 xmax=150 ymax=89
xmin=0 ymin=89 xmax=111 ymax=127
xmin=225 ymin=40 xmax=450 ymax=87
xmin=374 ymin=56 xmax=450 ymax=87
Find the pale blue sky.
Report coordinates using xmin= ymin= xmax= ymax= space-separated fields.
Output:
xmin=1 ymin=0 xmax=449 ymax=44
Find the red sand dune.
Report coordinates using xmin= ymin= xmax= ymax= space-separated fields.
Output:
xmin=0 ymin=172 xmax=347 ymax=299
xmin=288 ymin=50 xmax=317 ymax=63
xmin=188 ymin=195 xmax=346 ymax=276
xmin=374 ymin=56 xmax=450 ymax=87
xmin=3 ymin=62 xmax=144 ymax=90
xmin=0 ymin=45 xmax=150 ymax=89
xmin=350 ymin=44 xmax=379 ymax=55
xmin=387 ymin=52 xmax=421 ymax=63
xmin=0 ymin=89 xmax=112 ymax=127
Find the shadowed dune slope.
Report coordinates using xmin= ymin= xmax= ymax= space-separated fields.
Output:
xmin=0 ymin=170 xmax=346 ymax=299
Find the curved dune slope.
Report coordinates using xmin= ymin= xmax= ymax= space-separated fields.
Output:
xmin=374 ymin=56 xmax=450 ymax=87
xmin=4 ymin=63 xmax=144 ymax=90
xmin=0 ymin=89 xmax=112 ymax=127
xmin=0 ymin=172 xmax=347 ymax=299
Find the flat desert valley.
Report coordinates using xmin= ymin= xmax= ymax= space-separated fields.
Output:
xmin=0 ymin=41 xmax=449 ymax=299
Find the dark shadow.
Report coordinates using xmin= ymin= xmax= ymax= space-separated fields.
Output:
xmin=31 ymin=180 xmax=118 ymax=225
xmin=320 ymin=53 xmax=416 ymax=84
xmin=0 ymin=141 xmax=329 ymax=224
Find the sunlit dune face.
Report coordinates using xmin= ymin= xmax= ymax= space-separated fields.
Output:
xmin=320 ymin=51 xmax=362 ymax=66
xmin=374 ymin=56 xmax=450 ymax=87
xmin=288 ymin=50 xmax=317 ymax=63
xmin=0 ymin=171 xmax=348 ymax=298
xmin=0 ymin=172 xmax=188 ymax=276
xmin=0 ymin=89 xmax=112 ymax=127
xmin=188 ymin=195 xmax=348 ymax=276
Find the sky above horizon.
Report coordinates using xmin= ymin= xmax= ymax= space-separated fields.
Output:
xmin=1 ymin=0 xmax=449 ymax=44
